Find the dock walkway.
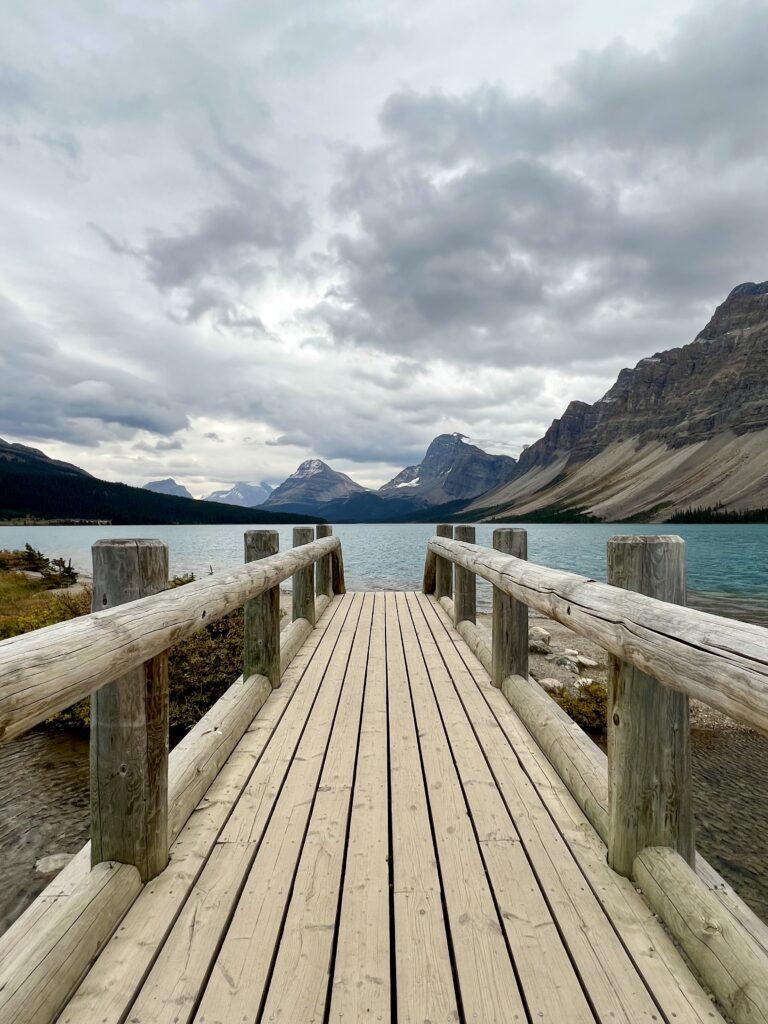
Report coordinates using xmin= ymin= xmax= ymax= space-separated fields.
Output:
xmin=2 ymin=526 xmax=768 ymax=1024
xmin=58 ymin=591 xmax=721 ymax=1024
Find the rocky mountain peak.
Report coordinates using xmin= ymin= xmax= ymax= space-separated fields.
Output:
xmin=264 ymin=458 xmax=366 ymax=508
xmin=697 ymin=279 xmax=768 ymax=342
xmin=143 ymin=477 xmax=194 ymax=499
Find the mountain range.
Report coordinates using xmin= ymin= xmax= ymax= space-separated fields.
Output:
xmin=3 ymin=281 xmax=766 ymax=524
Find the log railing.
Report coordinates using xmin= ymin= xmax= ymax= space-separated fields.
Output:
xmin=424 ymin=525 xmax=768 ymax=1024
xmin=0 ymin=525 xmax=344 ymax=1023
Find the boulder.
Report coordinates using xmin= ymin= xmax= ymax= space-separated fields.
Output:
xmin=529 ymin=625 xmax=551 ymax=645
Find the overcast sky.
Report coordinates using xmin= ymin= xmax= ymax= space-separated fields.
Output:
xmin=1 ymin=0 xmax=767 ymax=494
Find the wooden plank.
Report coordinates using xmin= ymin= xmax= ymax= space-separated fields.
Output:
xmin=413 ymin=594 xmax=663 ymax=1024
xmin=402 ymin=593 xmax=594 ymax=1023
xmin=384 ymin=591 xmax=458 ymax=1023
xmin=257 ymin=594 xmax=375 ymax=1022
xmin=315 ymin=524 xmax=333 ymax=598
xmin=395 ymin=592 xmax=526 ymax=1023
xmin=607 ymin=536 xmax=694 ymax=875
xmin=0 ymin=535 xmax=341 ymax=741
xmin=56 ymin=596 xmax=348 ymax=1024
xmin=122 ymin=594 xmax=362 ymax=1024
xmin=427 ymin=535 xmax=768 ymax=733
xmin=90 ymin=539 xmax=169 ymax=881
xmin=189 ymin=594 xmax=367 ymax=1023
xmin=328 ymin=593 xmax=390 ymax=1023
xmin=423 ymin=594 xmax=725 ymax=1024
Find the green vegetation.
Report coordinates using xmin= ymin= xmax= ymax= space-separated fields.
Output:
xmin=0 ymin=464 xmax=320 ymax=525
xmin=0 ymin=552 xmax=282 ymax=736
xmin=667 ymin=505 xmax=768 ymax=524
xmin=552 ymin=680 xmax=607 ymax=735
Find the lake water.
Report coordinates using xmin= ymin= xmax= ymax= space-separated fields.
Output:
xmin=2 ymin=521 xmax=768 ymax=929
xmin=3 ymin=521 xmax=768 ymax=618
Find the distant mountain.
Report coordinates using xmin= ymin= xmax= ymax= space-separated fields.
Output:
xmin=264 ymin=460 xmax=367 ymax=510
xmin=468 ymin=281 xmax=768 ymax=522
xmin=205 ymin=481 xmax=273 ymax=507
xmin=0 ymin=440 xmax=318 ymax=526
xmin=379 ymin=433 xmax=517 ymax=508
xmin=0 ymin=437 xmax=91 ymax=478
xmin=143 ymin=478 xmax=194 ymax=499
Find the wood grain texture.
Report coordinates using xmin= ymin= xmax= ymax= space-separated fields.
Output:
xmin=423 ymin=594 xmax=724 ymax=1024
xmin=90 ymin=539 xmax=169 ymax=882
xmin=292 ymin=526 xmax=317 ymax=627
xmin=453 ymin=524 xmax=476 ymax=625
xmin=315 ymin=524 xmax=334 ymax=598
xmin=434 ymin=524 xmax=454 ymax=601
xmin=422 ymin=546 xmax=436 ymax=594
xmin=491 ymin=528 xmax=528 ymax=686
xmin=635 ymin=847 xmax=768 ymax=1024
xmin=244 ymin=530 xmax=280 ymax=687
xmin=607 ymin=535 xmax=694 ymax=876
xmin=0 ymin=535 xmax=341 ymax=741
xmin=428 ymin=535 xmax=768 ymax=732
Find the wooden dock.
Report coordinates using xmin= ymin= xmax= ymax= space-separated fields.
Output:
xmin=1 ymin=527 xmax=767 ymax=1024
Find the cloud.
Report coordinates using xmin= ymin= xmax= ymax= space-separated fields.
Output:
xmin=312 ymin=1 xmax=768 ymax=368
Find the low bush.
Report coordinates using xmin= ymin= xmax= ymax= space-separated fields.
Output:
xmin=552 ymin=680 xmax=608 ymax=735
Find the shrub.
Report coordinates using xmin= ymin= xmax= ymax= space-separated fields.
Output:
xmin=552 ymin=681 xmax=607 ymax=735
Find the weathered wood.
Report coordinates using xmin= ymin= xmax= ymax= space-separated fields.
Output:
xmin=453 ymin=524 xmax=476 ymax=624
xmin=244 ymin=530 xmax=280 ymax=687
xmin=492 ymin=528 xmax=528 ymax=686
xmin=0 ymin=534 xmax=340 ymax=741
xmin=428 ymin=535 xmax=768 ymax=733
xmin=292 ymin=526 xmax=316 ymax=627
xmin=422 ymin=546 xmax=436 ymax=594
xmin=434 ymin=524 xmax=454 ymax=600
xmin=0 ymin=862 xmax=141 ymax=1024
xmin=0 ymin=596 xmax=339 ymax=1024
xmin=635 ymin=847 xmax=768 ymax=1024
xmin=315 ymin=524 xmax=333 ymax=598
xmin=332 ymin=538 xmax=346 ymax=594
xmin=90 ymin=539 xmax=169 ymax=882
xmin=607 ymin=535 xmax=694 ymax=876
xmin=438 ymin=595 xmax=493 ymax=670
xmin=279 ymin=594 xmax=331 ymax=674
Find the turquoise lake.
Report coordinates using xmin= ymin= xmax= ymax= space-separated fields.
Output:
xmin=2 ymin=520 xmax=768 ymax=618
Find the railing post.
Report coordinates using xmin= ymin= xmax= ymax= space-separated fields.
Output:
xmin=435 ymin=524 xmax=454 ymax=601
xmin=90 ymin=539 xmax=169 ymax=881
xmin=315 ymin=524 xmax=333 ymax=598
xmin=244 ymin=530 xmax=280 ymax=688
xmin=607 ymin=535 xmax=694 ymax=877
xmin=491 ymin=528 xmax=528 ymax=687
xmin=292 ymin=526 xmax=316 ymax=626
xmin=453 ymin=525 xmax=476 ymax=625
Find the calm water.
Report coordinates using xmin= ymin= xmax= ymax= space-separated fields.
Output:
xmin=2 ymin=521 xmax=768 ymax=929
xmin=4 ymin=521 xmax=768 ymax=613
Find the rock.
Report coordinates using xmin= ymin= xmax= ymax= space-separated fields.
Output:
xmin=529 ymin=625 xmax=551 ymax=645
xmin=529 ymin=639 xmax=551 ymax=655
xmin=35 ymin=852 xmax=74 ymax=875
xmin=564 ymin=648 xmax=579 ymax=657
xmin=538 ymin=677 xmax=562 ymax=693
xmin=577 ymin=655 xmax=598 ymax=671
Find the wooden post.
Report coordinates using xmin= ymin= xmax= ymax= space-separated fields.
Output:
xmin=292 ymin=526 xmax=316 ymax=626
xmin=244 ymin=530 xmax=280 ymax=688
xmin=453 ymin=525 xmax=476 ymax=625
xmin=491 ymin=528 xmax=528 ymax=687
xmin=435 ymin=524 xmax=454 ymax=601
xmin=315 ymin=524 xmax=333 ymax=598
xmin=607 ymin=535 xmax=694 ymax=877
xmin=90 ymin=539 xmax=169 ymax=881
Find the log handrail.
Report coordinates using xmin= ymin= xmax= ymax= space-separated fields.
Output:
xmin=427 ymin=534 xmax=768 ymax=735
xmin=0 ymin=534 xmax=342 ymax=743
